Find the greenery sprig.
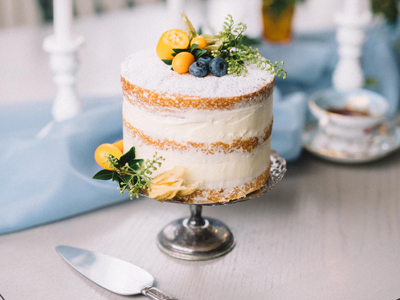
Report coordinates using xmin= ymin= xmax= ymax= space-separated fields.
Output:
xmin=211 ymin=14 xmax=287 ymax=78
xmin=93 ymin=147 xmax=164 ymax=199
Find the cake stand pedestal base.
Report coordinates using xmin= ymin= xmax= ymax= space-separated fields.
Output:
xmin=155 ymin=150 xmax=286 ymax=261
xmin=157 ymin=205 xmax=235 ymax=261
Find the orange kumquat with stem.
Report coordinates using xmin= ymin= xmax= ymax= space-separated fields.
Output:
xmin=190 ymin=36 xmax=208 ymax=49
xmin=94 ymin=143 xmax=122 ymax=170
xmin=156 ymin=29 xmax=190 ymax=60
xmin=172 ymin=52 xmax=195 ymax=74
xmin=113 ymin=140 xmax=124 ymax=152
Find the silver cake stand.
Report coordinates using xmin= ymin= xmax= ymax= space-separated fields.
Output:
xmin=151 ymin=150 xmax=286 ymax=261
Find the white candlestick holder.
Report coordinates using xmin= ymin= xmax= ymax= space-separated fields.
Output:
xmin=43 ymin=35 xmax=84 ymax=122
xmin=332 ymin=9 xmax=371 ymax=91
xmin=167 ymin=0 xmax=184 ymax=29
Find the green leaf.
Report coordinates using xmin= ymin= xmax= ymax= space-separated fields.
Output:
xmin=171 ymin=66 xmax=174 ymax=71
xmin=189 ymin=43 xmax=199 ymax=53
xmin=112 ymin=172 xmax=126 ymax=188
xmin=172 ymin=48 xmax=187 ymax=54
xmin=193 ymin=48 xmax=207 ymax=60
xmin=93 ymin=169 xmax=114 ymax=180
xmin=171 ymin=53 xmax=176 ymax=57
xmin=129 ymin=158 xmax=144 ymax=170
xmin=120 ymin=174 xmax=131 ymax=184
xmin=197 ymin=26 xmax=203 ymax=35
xmin=119 ymin=146 xmax=136 ymax=167
xmin=162 ymin=59 xmax=172 ymax=65
xmin=112 ymin=171 xmax=119 ymax=181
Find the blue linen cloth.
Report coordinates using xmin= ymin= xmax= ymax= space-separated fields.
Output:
xmin=1 ymin=25 xmax=400 ymax=235
xmin=0 ymin=94 xmax=304 ymax=235
xmin=0 ymin=98 xmax=127 ymax=234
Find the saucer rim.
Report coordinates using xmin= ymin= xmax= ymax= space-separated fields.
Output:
xmin=302 ymin=123 xmax=400 ymax=164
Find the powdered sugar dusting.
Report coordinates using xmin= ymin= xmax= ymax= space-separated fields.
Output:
xmin=121 ymin=50 xmax=274 ymax=98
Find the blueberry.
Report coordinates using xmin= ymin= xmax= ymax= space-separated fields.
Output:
xmin=209 ymin=57 xmax=228 ymax=77
xmin=189 ymin=61 xmax=208 ymax=77
xmin=197 ymin=55 xmax=213 ymax=69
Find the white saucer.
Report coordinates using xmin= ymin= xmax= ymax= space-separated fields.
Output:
xmin=302 ymin=123 xmax=400 ymax=163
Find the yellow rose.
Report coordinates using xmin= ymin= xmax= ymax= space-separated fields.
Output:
xmin=148 ymin=166 xmax=201 ymax=201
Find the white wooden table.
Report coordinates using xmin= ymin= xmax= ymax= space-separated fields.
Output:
xmin=1 ymin=4 xmax=400 ymax=300
xmin=1 ymin=151 xmax=400 ymax=299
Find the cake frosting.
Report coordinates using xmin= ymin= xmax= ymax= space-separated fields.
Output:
xmin=121 ymin=50 xmax=274 ymax=203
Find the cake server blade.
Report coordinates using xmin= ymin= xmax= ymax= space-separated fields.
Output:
xmin=56 ymin=245 xmax=178 ymax=299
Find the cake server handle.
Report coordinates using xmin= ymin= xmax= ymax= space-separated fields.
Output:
xmin=141 ymin=287 xmax=179 ymax=300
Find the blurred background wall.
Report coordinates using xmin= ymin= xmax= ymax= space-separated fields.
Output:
xmin=0 ymin=0 xmax=397 ymax=107
xmin=0 ymin=0 xmax=159 ymax=29
xmin=0 ymin=0 xmax=373 ymax=33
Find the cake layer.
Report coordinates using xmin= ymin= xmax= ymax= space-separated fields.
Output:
xmin=122 ymin=94 xmax=273 ymax=144
xmin=175 ymin=164 xmax=271 ymax=203
xmin=123 ymin=118 xmax=272 ymax=154
xmin=121 ymin=51 xmax=274 ymax=113
xmin=123 ymin=126 xmax=271 ymax=191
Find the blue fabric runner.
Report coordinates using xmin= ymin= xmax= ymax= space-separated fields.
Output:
xmin=1 ymin=25 xmax=399 ymax=234
xmin=0 ymin=98 xmax=127 ymax=234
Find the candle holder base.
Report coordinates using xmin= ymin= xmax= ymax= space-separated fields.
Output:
xmin=43 ymin=35 xmax=84 ymax=122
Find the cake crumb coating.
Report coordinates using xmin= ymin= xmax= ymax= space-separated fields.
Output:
xmin=123 ymin=118 xmax=273 ymax=154
xmin=171 ymin=164 xmax=271 ymax=204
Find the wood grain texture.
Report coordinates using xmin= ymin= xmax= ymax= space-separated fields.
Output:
xmin=1 ymin=151 xmax=400 ymax=299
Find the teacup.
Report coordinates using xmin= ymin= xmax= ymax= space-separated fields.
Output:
xmin=309 ymin=89 xmax=389 ymax=140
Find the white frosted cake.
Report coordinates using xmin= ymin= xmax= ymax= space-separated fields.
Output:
xmin=121 ymin=50 xmax=274 ymax=203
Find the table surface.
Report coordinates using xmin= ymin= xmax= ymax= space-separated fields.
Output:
xmin=2 ymin=150 xmax=400 ymax=300
xmin=1 ymin=4 xmax=400 ymax=300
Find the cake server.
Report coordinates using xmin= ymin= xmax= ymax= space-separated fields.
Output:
xmin=56 ymin=245 xmax=178 ymax=300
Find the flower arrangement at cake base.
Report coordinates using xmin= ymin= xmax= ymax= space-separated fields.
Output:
xmin=93 ymin=142 xmax=200 ymax=202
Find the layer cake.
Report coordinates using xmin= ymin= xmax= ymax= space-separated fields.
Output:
xmin=121 ymin=50 xmax=274 ymax=203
